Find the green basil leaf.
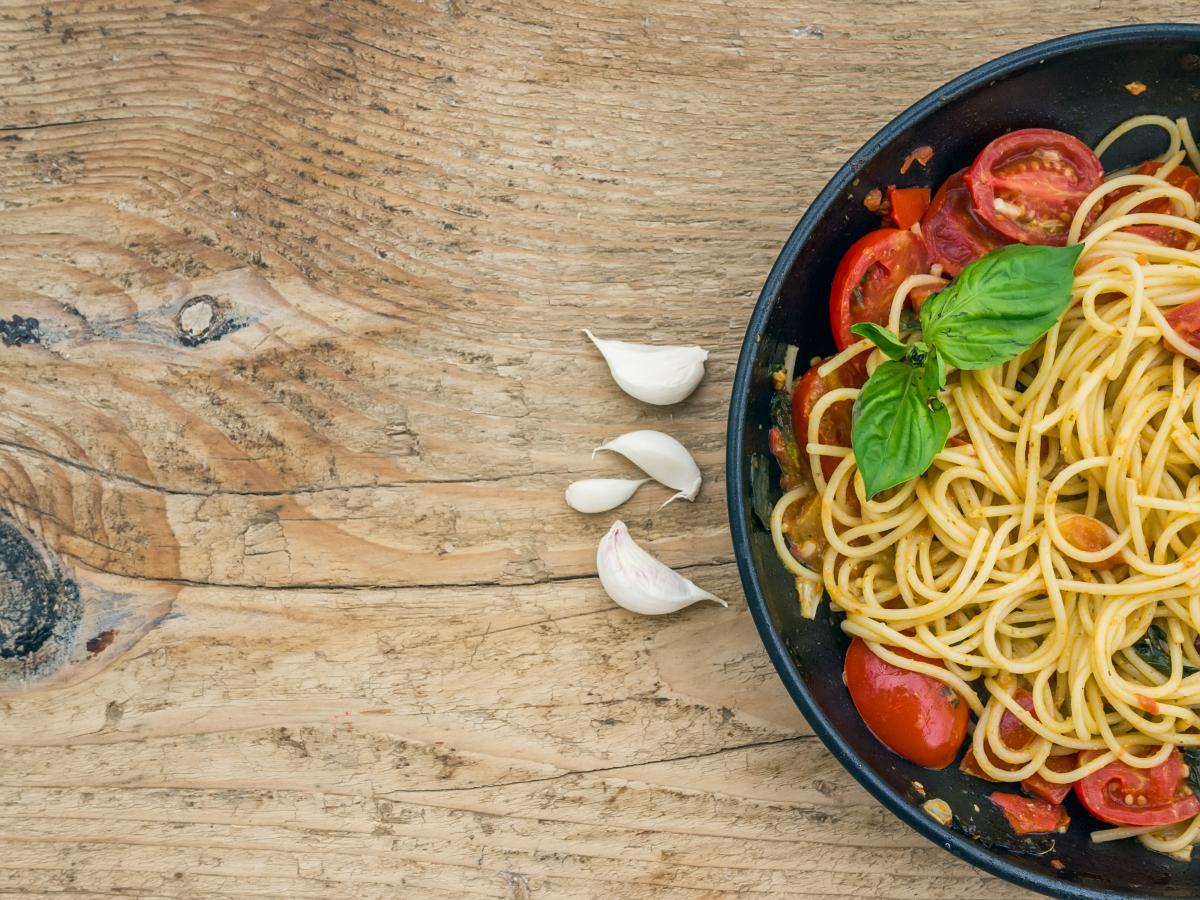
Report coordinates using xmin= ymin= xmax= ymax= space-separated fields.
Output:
xmin=851 ymin=360 xmax=951 ymax=498
xmin=850 ymin=322 xmax=908 ymax=361
xmin=1133 ymin=623 xmax=1200 ymax=678
xmin=905 ymin=341 xmax=930 ymax=368
xmin=922 ymin=347 xmax=946 ymax=397
xmin=920 ymin=243 xmax=1084 ymax=371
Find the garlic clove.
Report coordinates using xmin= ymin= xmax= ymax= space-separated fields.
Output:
xmin=565 ymin=478 xmax=650 ymax=514
xmin=584 ymin=329 xmax=708 ymax=406
xmin=596 ymin=520 xmax=726 ymax=615
xmin=593 ymin=430 xmax=701 ymax=505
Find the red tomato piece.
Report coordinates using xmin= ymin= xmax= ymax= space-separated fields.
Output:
xmin=843 ymin=637 xmax=968 ymax=770
xmin=828 ymin=228 xmax=928 ymax=351
xmin=1116 ymin=160 xmax=1200 ymax=248
xmin=959 ymin=747 xmax=998 ymax=781
xmin=887 ymin=185 xmax=931 ymax=230
xmin=959 ymin=689 xmax=1038 ymax=781
xmin=1059 ymin=514 xmax=1125 ymax=569
xmin=919 ymin=169 xmax=1011 ymax=277
xmin=900 ymin=145 xmax=934 ymax=175
xmin=966 ymin=128 xmax=1104 ymax=246
xmin=791 ymin=359 xmax=866 ymax=482
xmin=1075 ymin=748 xmax=1200 ymax=827
xmin=1022 ymin=754 xmax=1078 ymax=805
xmin=998 ymin=689 xmax=1037 ymax=750
xmin=1136 ymin=693 xmax=1162 ymax=715
xmin=990 ymin=793 xmax=1070 ymax=834
xmin=1165 ymin=298 xmax=1200 ymax=352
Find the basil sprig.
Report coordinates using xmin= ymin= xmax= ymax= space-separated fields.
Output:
xmin=850 ymin=243 xmax=1083 ymax=498
xmin=851 ymin=359 xmax=951 ymax=498
xmin=1133 ymin=623 xmax=1200 ymax=678
xmin=920 ymin=243 xmax=1085 ymax=370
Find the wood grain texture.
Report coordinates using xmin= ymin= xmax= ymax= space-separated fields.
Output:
xmin=0 ymin=0 xmax=1187 ymax=895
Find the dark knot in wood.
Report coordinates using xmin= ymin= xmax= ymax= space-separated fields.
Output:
xmin=0 ymin=514 xmax=80 ymax=660
xmin=177 ymin=295 xmax=239 ymax=346
xmin=0 ymin=315 xmax=41 ymax=347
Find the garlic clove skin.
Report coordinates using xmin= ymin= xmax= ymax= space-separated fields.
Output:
xmin=596 ymin=520 xmax=726 ymax=615
xmin=584 ymin=330 xmax=708 ymax=406
xmin=565 ymin=478 xmax=650 ymax=514
xmin=593 ymin=430 xmax=701 ymax=504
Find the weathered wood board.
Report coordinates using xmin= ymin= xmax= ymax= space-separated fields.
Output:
xmin=0 ymin=1 xmax=1186 ymax=896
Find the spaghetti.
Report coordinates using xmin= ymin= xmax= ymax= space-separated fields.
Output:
xmin=772 ymin=115 xmax=1200 ymax=859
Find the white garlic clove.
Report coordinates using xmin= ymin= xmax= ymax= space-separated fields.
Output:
xmin=593 ymin=430 xmax=701 ymax=506
xmin=584 ymin=329 xmax=708 ymax=406
xmin=565 ymin=478 xmax=650 ymax=513
xmin=596 ymin=520 xmax=726 ymax=615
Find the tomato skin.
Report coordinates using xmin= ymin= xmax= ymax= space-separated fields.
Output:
xmin=966 ymin=128 xmax=1103 ymax=246
xmin=1075 ymin=749 xmax=1200 ymax=827
xmin=1022 ymin=754 xmax=1078 ymax=805
xmin=843 ymin=637 xmax=968 ymax=770
xmin=1119 ymin=161 xmax=1200 ymax=248
xmin=959 ymin=747 xmax=998 ymax=781
xmin=919 ymin=169 xmax=1011 ymax=277
xmin=790 ymin=359 xmax=866 ymax=482
xmin=958 ymin=689 xmax=1037 ymax=781
xmin=998 ymin=689 xmax=1036 ymax=750
xmin=962 ymin=750 xmax=1078 ymax=805
xmin=990 ymin=792 xmax=1070 ymax=834
xmin=828 ymin=228 xmax=928 ymax=351
xmin=887 ymin=185 xmax=931 ymax=230
xmin=1059 ymin=514 xmax=1125 ymax=569
xmin=1166 ymin=299 xmax=1200 ymax=352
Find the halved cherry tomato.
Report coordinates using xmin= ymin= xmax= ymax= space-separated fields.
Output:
xmin=1059 ymin=514 xmax=1125 ymax=569
xmin=829 ymin=228 xmax=928 ymax=351
xmin=999 ymin=689 xmax=1037 ymax=749
xmin=1106 ymin=160 xmax=1200 ymax=209
xmin=843 ymin=637 xmax=968 ymax=769
xmin=919 ymin=169 xmax=1011 ymax=277
xmin=959 ymin=747 xmax=996 ymax=781
xmin=966 ymin=128 xmax=1104 ymax=246
xmin=791 ymin=359 xmax=866 ymax=481
xmin=1116 ymin=160 xmax=1200 ymax=248
xmin=990 ymin=792 xmax=1070 ymax=834
xmin=959 ymin=688 xmax=1037 ymax=781
xmin=887 ymin=185 xmax=931 ymax=230
xmin=1023 ymin=754 xmax=1078 ymax=805
xmin=1075 ymin=748 xmax=1200 ymax=827
xmin=1165 ymin=298 xmax=1200 ymax=352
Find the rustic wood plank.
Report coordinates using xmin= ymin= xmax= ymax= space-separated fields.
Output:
xmin=0 ymin=0 xmax=1185 ymax=895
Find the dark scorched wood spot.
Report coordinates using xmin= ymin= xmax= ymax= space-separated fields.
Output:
xmin=0 ymin=514 xmax=79 ymax=659
xmin=0 ymin=315 xmax=40 ymax=347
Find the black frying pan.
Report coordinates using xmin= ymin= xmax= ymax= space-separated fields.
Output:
xmin=727 ymin=23 xmax=1200 ymax=900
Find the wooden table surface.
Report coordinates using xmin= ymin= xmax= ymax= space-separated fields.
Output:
xmin=0 ymin=2 xmax=1189 ymax=897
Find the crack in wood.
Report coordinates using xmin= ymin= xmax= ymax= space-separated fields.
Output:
xmin=379 ymin=736 xmax=814 ymax=795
